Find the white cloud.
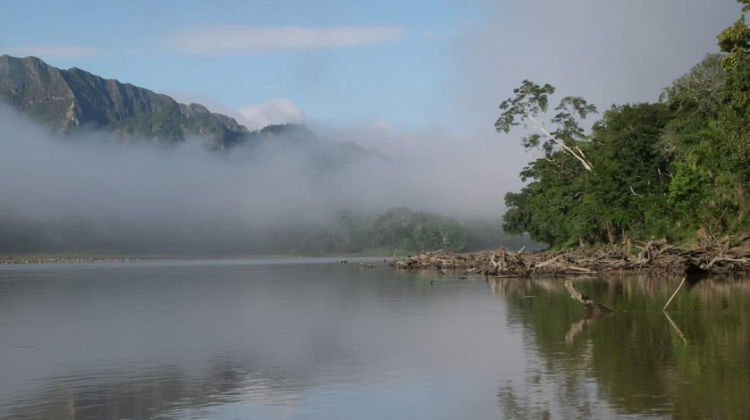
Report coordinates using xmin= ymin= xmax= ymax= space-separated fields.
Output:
xmin=161 ymin=25 xmax=404 ymax=55
xmin=238 ymin=98 xmax=305 ymax=130
xmin=451 ymin=0 xmax=738 ymax=130
xmin=311 ymin=117 xmax=520 ymax=217
xmin=3 ymin=45 xmax=100 ymax=59
xmin=163 ymin=93 xmax=303 ymax=131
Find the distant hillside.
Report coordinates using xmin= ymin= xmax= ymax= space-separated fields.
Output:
xmin=0 ymin=55 xmax=294 ymax=150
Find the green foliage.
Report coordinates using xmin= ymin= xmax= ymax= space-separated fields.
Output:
xmin=495 ymin=80 xmax=556 ymax=134
xmin=503 ymin=103 xmax=675 ymax=246
xmin=500 ymin=2 xmax=750 ymax=247
xmin=667 ymin=163 xmax=709 ymax=230
xmin=718 ymin=6 xmax=750 ymax=71
xmin=337 ymin=208 xmax=537 ymax=254
xmin=503 ymin=153 xmax=590 ymax=247
xmin=372 ymin=208 xmax=469 ymax=252
xmin=660 ymin=54 xmax=726 ymax=119
xmin=587 ymin=103 xmax=674 ymax=237
xmin=552 ymin=96 xmax=598 ymax=140
xmin=0 ymin=55 xmax=250 ymax=148
xmin=0 ymin=206 xmax=536 ymax=255
xmin=496 ymin=80 xmax=597 ymax=173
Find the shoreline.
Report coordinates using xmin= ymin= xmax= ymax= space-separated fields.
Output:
xmin=390 ymin=239 xmax=750 ymax=277
xmin=0 ymin=252 xmax=392 ymax=266
xmin=0 ymin=254 xmax=157 ymax=265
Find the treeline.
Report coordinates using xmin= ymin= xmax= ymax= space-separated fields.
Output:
xmin=329 ymin=208 xmax=534 ymax=254
xmin=500 ymin=1 xmax=750 ymax=248
xmin=0 ymin=207 xmax=535 ymax=255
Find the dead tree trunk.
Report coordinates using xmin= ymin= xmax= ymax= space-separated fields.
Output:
xmin=564 ymin=281 xmax=612 ymax=313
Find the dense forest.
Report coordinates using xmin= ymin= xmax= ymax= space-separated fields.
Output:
xmin=499 ymin=1 xmax=750 ymax=248
xmin=329 ymin=208 xmax=534 ymax=254
xmin=0 ymin=207 xmax=534 ymax=255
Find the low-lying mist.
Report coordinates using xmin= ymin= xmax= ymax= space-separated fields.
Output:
xmin=0 ymin=105 xmax=526 ymax=254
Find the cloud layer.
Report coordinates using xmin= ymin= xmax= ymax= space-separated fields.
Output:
xmin=238 ymin=98 xmax=305 ymax=130
xmin=451 ymin=0 xmax=738 ymax=130
xmin=0 ymin=105 xmax=508 ymax=241
xmin=162 ymin=25 xmax=404 ymax=55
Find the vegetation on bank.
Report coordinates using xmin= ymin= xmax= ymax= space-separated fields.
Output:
xmin=333 ymin=208 xmax=534 ymax=254
xmin=499 ymin=1 xmax=750 ymax=249
xmin=0 ymin=207 xmax=536 ymax=256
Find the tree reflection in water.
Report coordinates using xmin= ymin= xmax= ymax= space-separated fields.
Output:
xmin=490 ymin=275 xmax=750 ymax=420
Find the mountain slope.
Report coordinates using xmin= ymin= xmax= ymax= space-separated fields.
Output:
xmin=0 ymin=55 xmax=249 ymax=149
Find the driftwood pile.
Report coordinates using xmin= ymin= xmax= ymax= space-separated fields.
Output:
xmin=389 ymin=238 xmax=750 ymax=277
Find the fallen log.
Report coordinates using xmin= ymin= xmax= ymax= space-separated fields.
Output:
xmin=564 ymin=281 xmax=612 ymax=313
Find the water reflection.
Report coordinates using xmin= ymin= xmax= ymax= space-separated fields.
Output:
xmin=0 ymin=260 xmax=510 ymax=420
xmin=0 ymin=262 xmax=749 ymax=419
xmin=491 ymin=275 xmax=750 ymax=420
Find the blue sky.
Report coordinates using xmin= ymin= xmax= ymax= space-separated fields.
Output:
xmin=0 ymin=0 xmax=741 ymax=135
xmin=0 ymin=0 xmax=480 ymax=128
xmin=0 ymin=0 xmax=743 ymax=212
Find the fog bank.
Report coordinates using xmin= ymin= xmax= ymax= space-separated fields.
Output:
xmin=0 ymin=106 xmax=517 ymax=253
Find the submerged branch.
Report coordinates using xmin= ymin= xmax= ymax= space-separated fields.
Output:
xmin=663 ymin=276 xmax=687 ymax=311
xmin=564 ymin=280 xmax=613 ymax=313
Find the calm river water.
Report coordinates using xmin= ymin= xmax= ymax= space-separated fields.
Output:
xmin=0 ymin=259 xmax=748 ymax=420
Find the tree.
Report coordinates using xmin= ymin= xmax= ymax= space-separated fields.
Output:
xmin=499 ymin=0 xmax=750 ymax=247
xmin=503 ymin=151 xmax=591 ymax=247
xmin=660 ymin=54 xmax=726 ymax=119
xmin=716 ymin=1 xmax=750 ymax=178
xmin=502 ymin=102 xmax=678 ymax=247
xmin=718 ymin=0 xmax=750 ymax=72
xmin=495 ymin=80 xmax=598 ymax=171
xmin=587 ymin=103 xmax=675 ymax=241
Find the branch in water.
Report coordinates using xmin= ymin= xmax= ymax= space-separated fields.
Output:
xmin=564 ymin=280 xmax=612 ymax=313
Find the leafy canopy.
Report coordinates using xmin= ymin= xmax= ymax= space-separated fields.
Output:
xmin=496 ymin=80 xmax=597 ymax=171
xmin=499 ymin=0 xmax=750 ymax=247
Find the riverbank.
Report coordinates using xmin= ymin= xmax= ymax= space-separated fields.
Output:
xmin=0 ymin=254 xmax=151 ymax=265
xmin=0 ymin=252 xmax=388 ymax=266
xmin=390 ymin=238 xmax=750 ymax=277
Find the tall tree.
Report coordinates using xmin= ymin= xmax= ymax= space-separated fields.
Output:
xmin=495 ymin=80 xmax=597 ymax=171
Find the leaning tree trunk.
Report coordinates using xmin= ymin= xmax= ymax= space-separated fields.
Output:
xmin=564 ymin=281 xmax=612 ymax=313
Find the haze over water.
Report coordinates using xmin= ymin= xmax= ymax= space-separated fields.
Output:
xmin=0 ymin=260 xmax=748 ymax=420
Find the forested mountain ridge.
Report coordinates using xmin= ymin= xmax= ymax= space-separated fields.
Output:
xmin=0 ymin=54 xmax=262 ymax=149
xmin=0 ymin=53 xmax=388 ymax=167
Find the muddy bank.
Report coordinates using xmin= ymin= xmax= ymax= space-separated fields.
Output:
xmin=389 ymin=238 xmax=750 ymax=277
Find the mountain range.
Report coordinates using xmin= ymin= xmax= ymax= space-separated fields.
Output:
xmin=0 ymin=54 xmax=349 ymax=154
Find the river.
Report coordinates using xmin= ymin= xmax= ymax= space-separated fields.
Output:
xmin=0 ymin=259 xmax=748 ymax=419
